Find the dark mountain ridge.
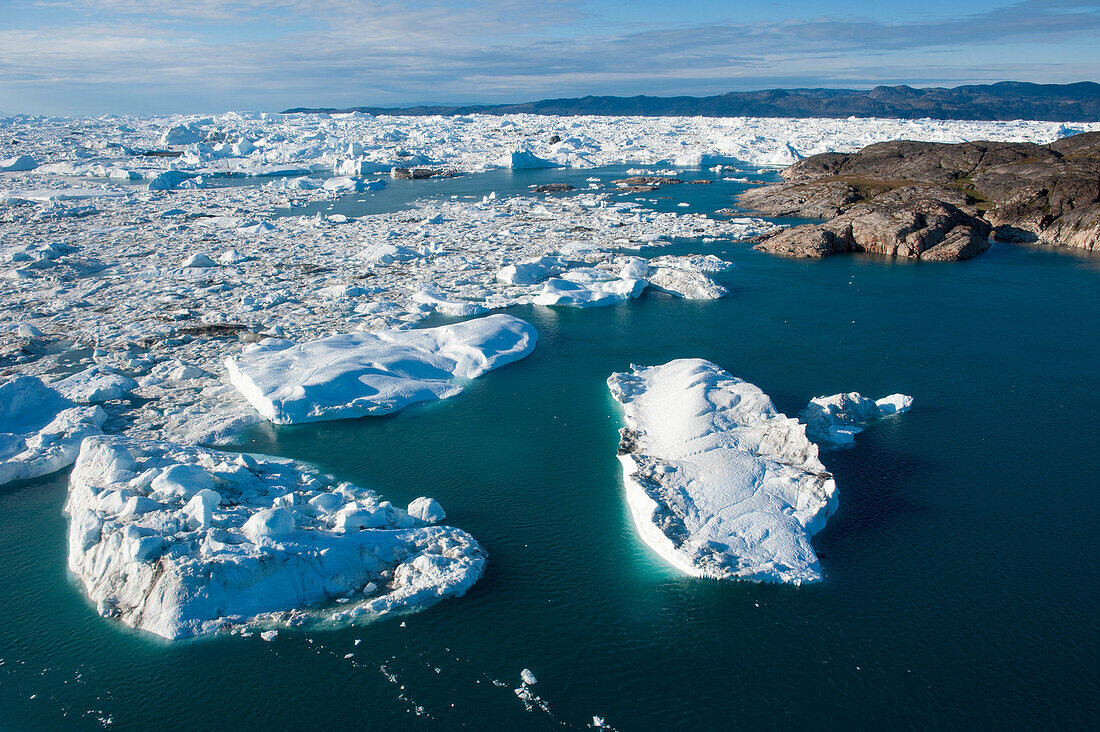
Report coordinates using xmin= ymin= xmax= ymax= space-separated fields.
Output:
xmin=284 ymin=82 xmax=1100 ymax=122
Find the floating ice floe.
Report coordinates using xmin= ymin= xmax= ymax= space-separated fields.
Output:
xmin=65 ymin=435 xmax=486 ymax=639
xmin=0 ymin=154 xmax=37 ymax=172
xmin=800 ymin=392 xmax=913 ymax=448
xmin=226 ymin=314 xmax=538 ymax=424
xmin=497 ymin=256 xmax=570 ymax=285
xmin=644 ymin=255 xmax=733 ymax=299
xmin=0 ymin=375 xmax=106 ymax=485
xmin=52 ymin=365 xmax=138 ymax=404
xmin=534 ymin=276 xmax=647 ymax=307
xmin=499 ymin=148 xmax=558 ymax=169
xmin=322 ymin=177 xmax=386 ymax=193
xmin=0 ymin=188 xmax=124 ymax=204
xmin=410 ymin=287 xmax=489 ymax=317
xmin=607 ymin=359 xmax=837 ymax=583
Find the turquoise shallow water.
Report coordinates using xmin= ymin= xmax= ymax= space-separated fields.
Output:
xmin=2 ymin=169 xmax=1099 ymax=729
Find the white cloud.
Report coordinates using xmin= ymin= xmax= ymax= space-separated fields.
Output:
xmin=1 ymin=0 xmax=1097 ymax=114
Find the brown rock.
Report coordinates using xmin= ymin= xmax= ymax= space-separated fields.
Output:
xmin=741 ymin=131 xmax=1100 ymax=257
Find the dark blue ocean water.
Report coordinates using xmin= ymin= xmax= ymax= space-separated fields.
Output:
xmin=1 ymin=167 xmax=1098 ymax=729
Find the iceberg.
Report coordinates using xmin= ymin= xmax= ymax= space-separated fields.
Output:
xmin=800 ymin=392 xmax=913 ymax=448
xmin=644 ymin=254 xmax=732 ymax=299
xmin=0 ymin=376 xmax=106 ymax=486
xmin=497 ymin=256 xmax=570 ymax=285
xmin=226 ymin=314 xmax=537 ymax=424
xmin=65 ymin=436 xmax=486 ymax=639
xmin=0 ymin=154 xmax=37 ymax=172
xmin=53 ymin=366 xmax=137 ymax=404
xmin=158 ymin=123 xmax=205 ymax=146
xmin=498 ymin=148 xmax=558 ymax=169
xmin=534 ymin=277 xmax=647 ymax=308
xmin=607 ymin=359 xmax=837 ymax=583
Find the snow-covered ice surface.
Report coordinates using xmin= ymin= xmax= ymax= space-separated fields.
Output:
xmin=226 ymin=314 xmax=537 ymax=424
xmin=801 ymin=392 xmax=914 ymax=448
xmin=0 ymin=375 xmax=106 ymax=485
xmin=607 ymin=359 xmax=838 ymax=584
xmin=65 ymin=435 xmax=486 ymax=639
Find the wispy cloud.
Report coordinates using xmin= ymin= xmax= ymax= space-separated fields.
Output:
xmin=1 ymin=0 xmax=1097 ymax=114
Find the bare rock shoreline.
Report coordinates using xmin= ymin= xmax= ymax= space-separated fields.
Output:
xmin=740 ymin=131 xmax=1100 ymax=260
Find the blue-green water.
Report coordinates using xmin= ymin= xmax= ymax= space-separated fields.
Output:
xmin=2 ymin=170 xmax=1099 ymax=729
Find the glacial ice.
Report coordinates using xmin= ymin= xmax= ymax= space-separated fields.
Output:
xmin=226 ymin=314 xmax=538 ymax=424
xmin=801 ymin=392 xmax=913 ymax=448
xmin=534 ymin=276 xmax=647 ymax=307
xmin=0 ymin=154 xmax=37 ymax=172
xmin=65 ymin=435 xmax=486 ymax=639
xmin=607 ymin=359 xmax=837 ymax=583
xmin=499 ymin=149 xmax=558 ymax=169
xmin=52 ymin=366 xmax=138 ymax=404
xmin=0 ymin=375 xmax=106 ymax=485
xmin=497 ymin=256 xmax=570 ymax=285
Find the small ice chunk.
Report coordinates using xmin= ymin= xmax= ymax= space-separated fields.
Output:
xmin=407 ymin=497 xmax=446 ymax=523
xmin=875 ymin=394 xmax=914 ymax=415
xmin=520 ymin=668 xmax=538 ymax=685
xmin=801 ymin=392 xmax=913 ymax=447
xmin=181 ymin=253 xmax=217 ymax=268
xmin=534 ymin=277 xmax=647 ymax=308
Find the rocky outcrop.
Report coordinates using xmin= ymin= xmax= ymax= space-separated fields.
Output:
xmin=757 ymin=186 xmax=991 ymax=260
xmin=390 ymin=167 xmax=459 ymax=180
xmin=611 ymin=176 xmax=683 ymax=193
xmin=741 ymin=132 xmax=1100 ymax=259
xmin=532 ymin=183 xmax=575 ymax=193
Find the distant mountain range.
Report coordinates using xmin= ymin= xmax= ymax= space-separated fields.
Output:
xmin=284 ymin=82 xmax=1100 ymax=121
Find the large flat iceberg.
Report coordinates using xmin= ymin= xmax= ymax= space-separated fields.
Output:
xmin=607 ymin=359 xmax=837 ymax=584
xmin=65 ymin=436 xmax=486 ymax=639
xmin=227 ymin=314 xmax=537 ymax=424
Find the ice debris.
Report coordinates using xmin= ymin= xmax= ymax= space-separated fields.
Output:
xmin=0 ymin=375 xmax=106 ymax=485
xmin=800 ymin=392 xmax=913 ymax=447
xmin=226 ymin=314 xmax=537 ymax=424
xmin=607 ymin=359 xmax=837 ymax=583
xmin=52 ymin=366 xmax=137 ymax=404
xmin=65 ymin=435 xmax=486 ymax=639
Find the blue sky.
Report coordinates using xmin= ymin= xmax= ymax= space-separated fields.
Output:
xmin=1 ymin=0 xmax=1097 ymax=114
